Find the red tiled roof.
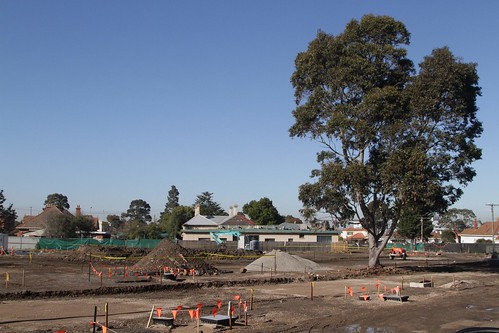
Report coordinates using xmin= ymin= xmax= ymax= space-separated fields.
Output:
xmin=460 ymin=221 xmax=499 ymax=236
xmin=221 ymin=214 xmax=256 ymax=226
xmin=343 ymin=227 xmax=367 ymax=232
xmin=347 ymin=232 xmax=367 ymax=240
xmin=17 ymin=206 xmax=74 ymax=231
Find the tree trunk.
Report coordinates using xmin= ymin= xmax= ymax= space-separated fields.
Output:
xmin=367 ymin=233 xmax=388 ymax=268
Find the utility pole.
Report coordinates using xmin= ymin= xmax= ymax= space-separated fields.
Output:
xmin=485 ymin=204 xmax=498 ymax=248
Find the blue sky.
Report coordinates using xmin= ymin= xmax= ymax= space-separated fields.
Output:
xmin=1 ymin=1 xmax=498 ymax=223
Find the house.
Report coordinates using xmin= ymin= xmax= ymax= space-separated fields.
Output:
xmin=340 ymin=227 xmax=368 ymax=244
xmin=459 ymin=221 xmax=499 ymax=243
xmin=17 ymin=204 xmax=100 ymax=237
xmin=181 ymin=205 xmax=340 ymax=245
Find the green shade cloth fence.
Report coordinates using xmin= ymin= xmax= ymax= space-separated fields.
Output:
xmin=37 ymin=238 xmax=161 ymax=250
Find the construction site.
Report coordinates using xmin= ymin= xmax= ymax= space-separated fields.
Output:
xmin=1 ymin=240 xmax=498 ymax=333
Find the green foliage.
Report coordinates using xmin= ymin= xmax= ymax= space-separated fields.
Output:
xmin=193 ymin=192 xmax=226 ymax=216
xmin=476 ymin=238 xmax=492 ymax=244
xmin=243 ymin=197 xmax=284 ymax=225
xmin=0 ymin=190 xmax=17 ymax=234
xmin=45 ymin=215 xmax=75 ymax=238
xmin=396 ymin=208 xmax=433 ymax=242
xmin=290 ymin=15 xmax=482 ymax=267
xmin=120 ymin=199 xmax=154 ymax=239
xmin=73 ymin=215 xmax=97 ymax=234
xmin=124 ymin=199 xmax=152 ymax=224
xmin=439 ymin=208 xmax=477 ymax=234
xmin=441 ymin=229 xmax=456 ymax=243
xmin=160 ymin=205 xmax=194 ymax=240
xmin=106 ymin=214 xmax=123 ymax=234
xmin=44 ymin=193 xmax=70 ymax=211
xmin=45 ymin=215 xmax=97 ymax=238
xmin=161 ymin=185 xmax=180 ymax=218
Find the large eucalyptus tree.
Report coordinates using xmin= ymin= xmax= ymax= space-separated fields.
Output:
xmin=290 ymin=15 xmax=482 ymax=267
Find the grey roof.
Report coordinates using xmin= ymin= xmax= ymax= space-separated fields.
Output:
xmin=183 ymin=215 xmax=232 ymax=226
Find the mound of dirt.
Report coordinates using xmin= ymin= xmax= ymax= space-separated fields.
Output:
xmin=64 ymin=245 xmax=150 ymax=264
xmin=244 ymin=249 xmax=326 ymax=272
xmin=131 ymin=239 xmax=220 ymax=276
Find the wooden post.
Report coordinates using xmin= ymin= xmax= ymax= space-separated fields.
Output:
xmin=250 ymin=288 xmax=254 ymax=310
xmin=401 ymin=276 xmax=404 ymax=290
xmin=344 ymin=286 xmax=347 ymax=299
xmin=310 ymin=281 xmax=314 ymax=300
xmin=146 ymin=305 xmax=154 ymax=328
xmin=105 ymin=302 xmax=109 ymax=329
xmin=92 ymin=306 xmax=97 ymax=333
xmin=228 ymin=301 xmax=232 ymax=330
xmin=22 ymin=269 xmax=25 ymax=287
xmin=88 ymin=263 xmax=91 ymax=282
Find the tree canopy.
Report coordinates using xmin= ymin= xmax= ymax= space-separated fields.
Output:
xmin=124 ymin=199 xmax=152 ymax=224
xmin=44 ymin=193 xmax=70 ymax=211
xmin=0 ymin=190 xmax=17 ymax=234
xmin=243 ymin=197 xmax=284 ymax=225
xmin=290 ymin=15 xmax=482 ymax=267
xmin=162 ymin=185 xmax=180 ymax=217
xmin=193 ymin=192 xmax=226 ymax=216
xmin=439 ymin=208 xmax=477 ymax=236
xmin=160 ymin=205 xmax=194 ymax=240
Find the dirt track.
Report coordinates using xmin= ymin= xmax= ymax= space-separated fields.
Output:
xmin=1 ymin=251 xmax=498 ymax=332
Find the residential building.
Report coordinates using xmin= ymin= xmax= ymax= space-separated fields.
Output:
xmin=459 ymin=221 xmax=499 ymax=243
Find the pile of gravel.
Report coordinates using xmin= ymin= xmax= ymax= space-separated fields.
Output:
xmin=244 ymin=249 xmax=325 ymax=273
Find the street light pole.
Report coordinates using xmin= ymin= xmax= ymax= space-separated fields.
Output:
xmin=486 ymin=204 xmax=498 ymax=250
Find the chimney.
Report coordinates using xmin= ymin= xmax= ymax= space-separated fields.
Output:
xmin=229 ymin=206 xmax=233 ymax=217
xmin=76 ymin=205 xmax=81 ymax=217
xmin=194 ymin=204 xmax=200 ymax=216
xmin=233 ymin=204 xmax=238 ymax=216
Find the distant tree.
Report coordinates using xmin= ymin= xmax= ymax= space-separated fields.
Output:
xmin=144 ymin=222 xmax=162 ymax=239
xmin=162 ymin=185 xmax=180 ymax=217
xmin=73 ymin=215 xmax=97 ymax=236
xmin=439 ymin=208 xmax=477 ymax=238
xmin=106 ymin=214 xmax=123 ymax=233
xmin=193 ymin=192 xmax=226 ymax=216
xmin=284 ymin=215 xmax=303 ymax=224
xmin=397 ymin=206 xmax=433 ymax=244
xmin=0 ymin=190 xmax=17 ymax=234
xmin=290 ymin=15 xmax=482 ymax=267
xmin=124 ymin=199 xmax=152 ymax=224
xmin=45 ymin=215 xmax=75 ymax=238
xmin=243 ymin=197 xmax=284 ymax=225
xmin=123 ymin=220 xmax=146 ymax=239
xmin=441 ymin=229 xmax=456 ymax=243
xmin=44 ymin=193 xmax=70 ymax=211
xmin=160 ymin=205 xmax=194 ymax=240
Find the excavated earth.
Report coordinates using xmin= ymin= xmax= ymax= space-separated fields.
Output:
xmin=1 ymin=246 xmax=498 ymax=333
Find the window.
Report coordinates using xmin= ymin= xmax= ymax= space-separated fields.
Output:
xmin=299 ymin=234 xmax=304 ymax=239
xmin=264 ymin=238 xmax=275 ymax=242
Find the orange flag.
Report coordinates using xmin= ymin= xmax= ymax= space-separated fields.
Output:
xmin=363 ymin=294 xmax=368 ymax=301
xmin=217 ymin=300 xmax=222 ymax=309
xmin=177 ymin=305 xmax=183 ymax=311
xmin=212 ymin=308 xmax=218 ymax=317
xmin=378 ymin=293 xmax=384 ymax=300
xmin=156 ymin=307 xmax=162 ymax=317
xmin=171 ymin=310 xmax=178 ymax=320
xmin=188 ymin=309 xmax=195 ymax=319
xmin=234 ymin=295 xmax=241 ymax=301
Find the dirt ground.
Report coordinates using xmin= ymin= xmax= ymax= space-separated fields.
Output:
xmin=0 ymin=249 xmax=498 ymax=333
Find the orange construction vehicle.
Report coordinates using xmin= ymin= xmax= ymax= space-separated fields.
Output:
xmin=389 ymin=247 xmax=407 ymax=260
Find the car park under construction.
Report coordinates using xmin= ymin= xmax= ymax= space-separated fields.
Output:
xmin=0 ymin=240 xmax=498 ymax=333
